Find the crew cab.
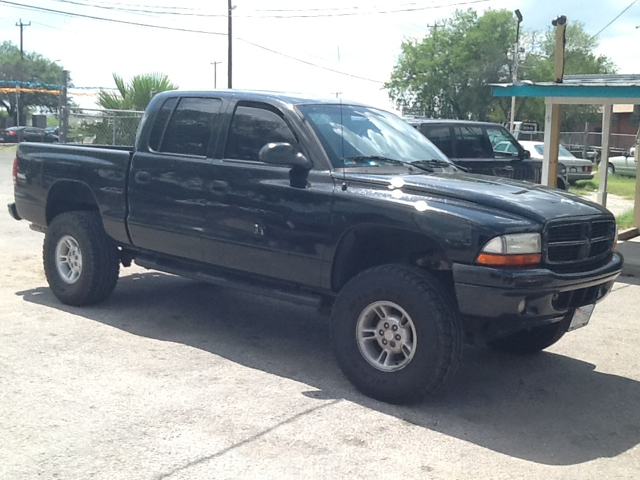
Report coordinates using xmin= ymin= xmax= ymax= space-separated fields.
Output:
xmin=8 ymin=91 xmax=623 ymax=404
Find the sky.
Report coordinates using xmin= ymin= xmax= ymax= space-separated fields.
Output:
xmin=0 ymin=0 xmax=639 ymax=112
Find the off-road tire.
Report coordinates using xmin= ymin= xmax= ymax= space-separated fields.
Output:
xmin=330 ymin=264 xmax=462 ymax=404
xmin=486 ymin=320 xmax=568 ymax=355
xmin=43 ymin=211 xmax=120 ymax=306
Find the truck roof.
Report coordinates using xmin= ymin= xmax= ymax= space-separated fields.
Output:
xmin=404 ymin=118 xmax=503 ymax=128
xmin=153 ymin=89 xmax=368 ymax=107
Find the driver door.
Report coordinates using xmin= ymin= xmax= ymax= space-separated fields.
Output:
xmin=200 ymin=101 xmax=333 ymax=286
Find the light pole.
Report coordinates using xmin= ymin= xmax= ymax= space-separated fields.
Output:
xmin=228 ymin=0 xmax=233 ymax=89
xmin=211 ymin=61 xmax=221 ymax=88
xmin=509 ymin=9 xmax=523 ymax=133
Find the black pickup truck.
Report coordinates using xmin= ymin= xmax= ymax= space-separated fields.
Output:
xmin=8 ymin=90 xmax=623 ymax=404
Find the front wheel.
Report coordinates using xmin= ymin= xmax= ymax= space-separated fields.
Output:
xmin=43 ymin=211 xmax=120 ymax=306
xmin=607 ymin=163 xmax=615 ymax=175
xmin=486 ymin=320 xmax=568 ymax=355
xmin=330 ymin=265 xmax=462 ymax=404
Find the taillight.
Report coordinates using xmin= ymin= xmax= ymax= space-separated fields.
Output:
xmin=8 ymin=131 xmax=16 ymax=136
xmin=12 ymin=156 xmax=18 ymax=186
xmin=587 ymin=166 xmax=593 ymax=172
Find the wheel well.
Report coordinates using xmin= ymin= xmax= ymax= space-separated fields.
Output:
xmin=46 ymin=181 xmax=99 ymax=225
xmin=331 ymin=226 xmax=453 ymax=293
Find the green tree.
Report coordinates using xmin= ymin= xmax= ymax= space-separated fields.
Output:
xmin=385 ymin=9 xmax=516 ymax=120
xmin=81 ymin=73 xmax=178 ymax=145
xmin=0 ymin=41 xmax=63 ymax=125
xmin=511 ymin=23 xmax=616 ymax=131
xmin=386 ymin=12 xmax=616 ymax=129
xmin=97 ymin=72 xmax=178 ymax=111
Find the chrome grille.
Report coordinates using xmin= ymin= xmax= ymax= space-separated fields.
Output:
xmin=544 ymin=218 xmax=615 ymax=272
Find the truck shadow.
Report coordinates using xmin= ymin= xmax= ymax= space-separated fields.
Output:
xmin=16 ymin=271 xmax=640 ymax=466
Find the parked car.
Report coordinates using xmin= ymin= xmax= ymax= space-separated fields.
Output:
xmin=0 ymin=126 xmax=59 ymax=143
xmin=45 ymin=125 xmax=60 ymax=136
xmin=608 ymin=147 xmax=637 ymax=177
xmin=516 ymin=141 xmax=594 ymax=184
xmin=407 ymin=119 xmax=569 ymax=189
xmin=9 ymin=91 xmax=622 ymax=404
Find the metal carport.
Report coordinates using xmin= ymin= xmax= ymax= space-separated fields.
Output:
xmin=492 ymin=74 xmax=640 ymax=238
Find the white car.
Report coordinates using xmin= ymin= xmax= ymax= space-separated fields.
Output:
xmin=608 ymin=147 xmax=637 ymax=177
xmin=517 ymin=141 xmax=595 ymax=184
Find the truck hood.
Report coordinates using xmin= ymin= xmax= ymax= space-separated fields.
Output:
xmin=343 ymin=171 xmax=610 ymax=223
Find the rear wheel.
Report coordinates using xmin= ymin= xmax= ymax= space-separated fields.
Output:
xmin=43 ymin=211 xmax=120 ymax=306
xmin=330 ymin=265 xmax=462 ymax=404
xmin=486 ymin=320 xmax=568 ymax=355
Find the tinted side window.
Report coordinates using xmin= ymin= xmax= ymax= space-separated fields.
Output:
xmin=424 ymin=126 xmax=452 ymax=157
xmin=453 ymin=126 xmax=493 ymax=158
xmin=487 ymin=127 xmax=519 ymax=157
xmin=160 ymin=98 xmax=222 ymax=156
xmin=148 ymin=97 xmax=178 ymax=151
xmin=225 ymin=105 xmax=297 ymax=161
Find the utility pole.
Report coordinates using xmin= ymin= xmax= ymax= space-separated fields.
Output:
xmin=211 ymin=61 xmax=221 ymax=88
xmin=59 ymin=70 xmax=69 ymax=143
xmin=509 ymin=9 xmax=523 ymax=133
xmin=542 ymin=15 xmax=567 ymax=189
xmin=228 ymin=0 xmax=233 ymax=89
xmin=15 ymin=19 xmax=31 ymax=59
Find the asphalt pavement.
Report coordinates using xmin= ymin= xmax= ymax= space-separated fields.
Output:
xmin=1 ymin=146 xmax=639 ymax=479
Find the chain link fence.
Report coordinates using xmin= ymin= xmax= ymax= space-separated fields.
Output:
xmin=517 ymin=130 xmax=637 ymax=159
xmin=64 ymin=108 xmax=144 ymax=146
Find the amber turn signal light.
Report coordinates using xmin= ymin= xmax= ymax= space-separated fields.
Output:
xmin=476 ymin=253 xmax=541 ymax=267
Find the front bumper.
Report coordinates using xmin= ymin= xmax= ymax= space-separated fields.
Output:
xmin=453 ymin=252 xmax=623 ymax=322
xmin=568 ymin=172 xmax=595 ymax=183
xmin=7 ymin=203 xmax=21 ymax=221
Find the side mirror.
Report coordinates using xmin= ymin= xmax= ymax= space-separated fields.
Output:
xmin=259 ymin=143 xmax=312 ymax=169
xmin=523 ymin=149 xmax=531 ymax=159
xmin=624 ymin=150 xmax=632 ymax=158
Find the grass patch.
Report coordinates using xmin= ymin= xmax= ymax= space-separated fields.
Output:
xmin=616 ymin=209 xmax=635 ymax=230
xmin=570 ymin=171 xmax=636 ymax=200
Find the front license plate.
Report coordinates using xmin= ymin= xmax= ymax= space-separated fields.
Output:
xmin=568 ymin=304 xmax=595 ymax=331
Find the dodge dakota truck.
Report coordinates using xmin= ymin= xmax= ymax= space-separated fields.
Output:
xmin=8 ymin=90 xmax=623 ymax=404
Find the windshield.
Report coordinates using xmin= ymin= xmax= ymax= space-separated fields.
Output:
xmin=297 ymin=104 xmax=451 ymax=168
xmin=534 ymin=144 xmax=576 ymax=158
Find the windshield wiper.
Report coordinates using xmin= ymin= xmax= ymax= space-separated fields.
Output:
xmin=341 ymin=156 xmax=409 ymax=167
xmin=410 ymin=159 xmax=454 ymax=169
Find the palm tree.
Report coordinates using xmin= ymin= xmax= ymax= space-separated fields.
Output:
xmin=97 ymin=72 xmax=178 ymax=111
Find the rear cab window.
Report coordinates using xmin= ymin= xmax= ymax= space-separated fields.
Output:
xmin=148 ymin=97 xmax=222 ymax=156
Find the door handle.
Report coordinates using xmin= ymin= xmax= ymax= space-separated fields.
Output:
xmin=501 ymin=165 xmax=514 ymax=171
xmin=208 ymin=180 xmax=229 ymax=193
xmin=134 ymin=171 xmax=152 ymax=184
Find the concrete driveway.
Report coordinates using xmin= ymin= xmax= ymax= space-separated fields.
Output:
xmin=1 ymin=147 xmax=639 ymax=479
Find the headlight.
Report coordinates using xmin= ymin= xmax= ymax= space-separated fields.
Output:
xmin=476 ymin=233 xmax=541 ymax=267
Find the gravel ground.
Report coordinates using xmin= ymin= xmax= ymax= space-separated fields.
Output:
xmin=583 ymin=192 xmax=636 ymax=217
xmin=1 ymin=148 xmax=640 ymax=479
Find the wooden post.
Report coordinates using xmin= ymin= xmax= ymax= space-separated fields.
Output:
xmin=542 ymin=99 xmax=560 ymax=187
xmin=542 ymin=15 xmax=567 ymax=188
xmin=597 ymin=104 xmax=613 ymax=207
xmin=633 ymin=128 xmax=640 ymax=228
xmin=553 ymin=16 xmax=567 ymax=83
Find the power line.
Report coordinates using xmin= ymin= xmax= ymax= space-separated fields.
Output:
xmin=241 ymin=0 xmax=491 ymax=18
xmin=237 ymin=38 xmax=384 ymax=84
xmin=591 ymin=0 xmax=639 ymax=39
xmin=43 ymin=0 xmax=490 ymax=18
xmin=0 ymin=0 xmax=385 ymax=84
xmin=0 ymin=0 xmax=227 ymax=35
